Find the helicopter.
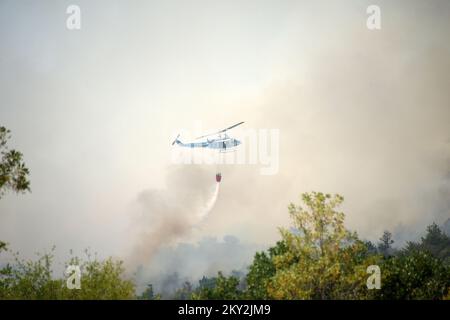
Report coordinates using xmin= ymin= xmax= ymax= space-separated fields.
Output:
xmin=171 ymin=121 xmax=244 ymax=152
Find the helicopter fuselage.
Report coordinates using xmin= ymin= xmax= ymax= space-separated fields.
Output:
xmin=172 ymin=122 xmax=244 ymax=151
xmin=174 ymin=137 xmax=241 ymax=150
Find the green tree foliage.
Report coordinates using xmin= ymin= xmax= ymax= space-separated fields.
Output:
xmin=0 ymin=249 xmax=61 ymax=299
xmin=139 ymin=284 xmax=160 ymax=300
xmin=173 ymin=281 xmax=194 ymax=300
xmin=192 ymin=272 xmax=242 ymax=300
xmin=245 ymin=241 xmax=288 ymax=299
xmin=0 ymin=126 xmax=30 ymax=198
xmin=197 ymin=275 xmax=217 ymax=291
xmin=378 ymin=231 xmax=395 ymax=257
xmin=0 ymin=249 xmax=135 ymax=300
xmin=363 ymin=240 xmax=378 ymax=255
xmin=60 ymin=257 xmax=135 ymax=299
xmin=403 ymin=223 xmax=450 ymax=263
xmin=266 ymin=192 xmax=380 ymax=299
xmin=375 ymin=250 xmax=450 ymax=300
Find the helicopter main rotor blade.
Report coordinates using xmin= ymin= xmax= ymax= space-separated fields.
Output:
xmin=196 ymin=121 xmax=244 ymax=139
xmin=222 ymin=121 xmax=245 ymax=132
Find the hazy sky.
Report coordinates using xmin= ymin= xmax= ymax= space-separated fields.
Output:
xmin=1 ymin=0 xmax=449 ymax=277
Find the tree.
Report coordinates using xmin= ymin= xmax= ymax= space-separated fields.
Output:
xmin=363 ymin=240 xmax=378 ymax=255
xmin=196 ymin=275 xmax=217 ymax=292
xmin=192 ymin=272 xmax=242 ymax=300
xmin=419 ymin=223 xmax=450 ymax=262
xmin=139 ymin=284 xmax=157 ymax=300
xmin=402 ymin=223 xmax=450 ymax=264
xmin=173 ymin=281 xmax=193 ymax=300
xmin=0 ymin=249 xmax=136 ymax=300
xmin=0 ymin=126 xmax=30 ymax=198
xmin=374 ymin=250 xmax=450 ymax=300
xmin=60 ymin=256 xmax=135 ymax=299
xmin=140 ymin=284 xmax=155 ymax=299
xmin=378 ymin=231 xmax=395 ymax=257
xmin=0 ymin=249 xmax=61 ymax=299
xmin=245 ymin=241 xmax=288 ymax=299
xmin=267 ymin=192 xmax=380 ymax=299
xmin=1 ymin=126 xmax=31 ymax=288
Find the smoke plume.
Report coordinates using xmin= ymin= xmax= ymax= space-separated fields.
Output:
xmin=127 ymin=166 xmax=221 ymax=269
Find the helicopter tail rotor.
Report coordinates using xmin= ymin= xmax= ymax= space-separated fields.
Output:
xmin=171 ymin=134 xmax=181 ymax=145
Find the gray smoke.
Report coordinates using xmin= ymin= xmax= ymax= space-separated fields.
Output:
xmin=126 ymin=165 xmax=222 ymax=269
xmin=134 ymin=235 xmax=263 ymax=296
xmin=195 ymin=2 xmax=450 ymax=246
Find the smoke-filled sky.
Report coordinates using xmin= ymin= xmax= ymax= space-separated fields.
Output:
xmin=0 ymin=0 xmax=449 ymax=282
